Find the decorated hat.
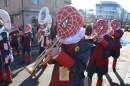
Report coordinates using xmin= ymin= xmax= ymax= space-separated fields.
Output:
xmin=93 ymin=19 xmax=108 ymax=35
xmin=24 ymin=24 xmax=32 ymax=33
xmin=56 ymin=6 xmax=84 ymax=38
xmin=111 ymin=19 xmax=120 ymax=30
xmin=11 ymin=24 xmax=18 ymax=31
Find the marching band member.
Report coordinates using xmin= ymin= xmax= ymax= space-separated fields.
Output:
xmin=35 ymin=24 xmax=49 ymax=67
xmin=35 ymin=7 xmax=52 ymax=67
xmin=0 ymin=9 xmax=14 ymax=86
xmin=110 ymin=19 xmax=124 ymax=72
xmin=36 ymin=24 xmax=49 ymax=55
xmin=9 ymin=24 xmax=20 ymax=57
xmin=86 ymin=19 xmax=114 ymax=86
xmin=47 ymin=6 xmax=94 ymax=86
xmin=18 ymin=24 xmax=32 ymax=65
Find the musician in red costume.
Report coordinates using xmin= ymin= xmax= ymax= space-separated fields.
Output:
xmin=110 ymin=19 xmax=124 ymax=72
xmin=18 ymin=24 xmax=32 ymax=65
xmin=0 ymin=9 xmax=14 ymax=86
xmin=35 ymin=24 xmax=49 ymax=67
xmin=35 ymin=7 xmax=51 ymax=67
xmin=9 ymin=24 xmax=20 ymax=57
xmin=86 ymin=19 xmax=114 ymax=86
xmin=47 ymin=6 xmax=94 ymax=86
xmin=36 ymin=24 xmax=49 ymax=55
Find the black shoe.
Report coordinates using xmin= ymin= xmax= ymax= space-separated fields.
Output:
xmin=2 ymin=81 xmax=12 ymax=86
xmin=113 ymin=68 xmax=116 ymax=73
xmin=27 ymin=61 xmax=32 ymax=65
xmin=18 ymin=61 xmax=25 ymax=64
xmin=0 ymin=80 xmax=5 ymax=84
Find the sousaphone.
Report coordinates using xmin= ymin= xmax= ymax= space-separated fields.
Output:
xmin=0 ymin=9 xmax=11 ymax=33
xmin=36 ymin=7 xmax=52 ymax=40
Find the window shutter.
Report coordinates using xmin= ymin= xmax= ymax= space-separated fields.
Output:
xmin=39 ymin=0 xmax=44 ymax=5
xmin=56 ymin=0 xmax=59 ymax=7
xmin=7 ymin=0 xmax=10 ymax=6
xmin=51 ymin=0 xmax=53 ymax=6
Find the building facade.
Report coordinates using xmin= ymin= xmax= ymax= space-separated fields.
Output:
xmin=0 ymin=0 xmax=72 ymax=26
xmin=79 ymin=9 xmax=95 ymax=24
xmin=95 ymin=1 xmax=129 ymax=25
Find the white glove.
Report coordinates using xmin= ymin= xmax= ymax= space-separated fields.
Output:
xmin=47 ymin=46 xmax=61 ymax=59
xmin=96 ymin=35 xmax=103 ymax=42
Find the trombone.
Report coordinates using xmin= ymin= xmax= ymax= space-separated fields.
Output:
xmin=24 ymin=37 xmax=61 ymax=77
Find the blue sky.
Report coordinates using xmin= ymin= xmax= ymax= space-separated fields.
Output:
xmin=71 ymin=0 xmax=130 ymax=12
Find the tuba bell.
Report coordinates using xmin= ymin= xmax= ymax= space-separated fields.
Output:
xmin=35 ymin=7 xmax=52 ymax=41
xmin=0 ymin=9 xmax=11 ymax=33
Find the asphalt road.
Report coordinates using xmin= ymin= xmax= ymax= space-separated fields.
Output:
xmin=1 ymin=31 xmax=130 ymax=86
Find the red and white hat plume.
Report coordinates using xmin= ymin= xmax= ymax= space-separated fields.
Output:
xmin=24 ymin=24 xmax=32 ymax=33
xmin=11 ymin=24 xmax=18 ymax=31
xmin=111 ymin=19 xmax=120 ymax=30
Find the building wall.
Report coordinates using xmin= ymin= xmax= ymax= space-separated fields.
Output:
xmin=0 ymin=0 xmax=22 ymax=12
xmin=96 ymin=4 xmax=122 ymax=20
xmin=95 ymin=1 xmax=129 ymax=25
xmin=0 ymin=0 xmax=72 ymax=26
xmin=11 ymin=14 xmax=23 ymax=26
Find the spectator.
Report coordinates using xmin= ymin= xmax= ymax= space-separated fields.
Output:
xmin=86 ymin=25 xmax=92 ymax=36
xmin=32 ymin=23 xmax=37 ymax=36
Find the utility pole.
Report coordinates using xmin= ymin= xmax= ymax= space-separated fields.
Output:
xmin=85 ymin=9 xmax=86 ymax=24
xmin=21 ymin=0 xmax=24 ymax=26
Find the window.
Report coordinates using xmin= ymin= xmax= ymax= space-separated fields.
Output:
xmin=10 ymin=17 xmax=14 ymax=24
xmin=4 ymin=0 xmax=9 ymax=6
xmin=31 ymin=0 xmax=44 ymax=5
xmin=30 ymin=16 xmax=38 ymax=26
xmin=51 ymin=0 xmax=58 ymax=7
xmin=64 ymin=1 xmax=71 ymax=6
xmin=99 ymin=4 xmax=102 ymax=9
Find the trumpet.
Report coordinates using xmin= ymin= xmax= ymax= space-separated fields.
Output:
xmin=24 ymin=37 xmax=61 ymax=77
xmin=13 ymin=30 xmax=23 ymax=36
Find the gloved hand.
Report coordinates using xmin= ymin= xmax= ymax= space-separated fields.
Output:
xmin=96 ymin=35 xmax=103 ymax=42
xmin=109 ymin=28 xmax=114 ymax=35
xmin=59 ymin=38 xmax=65 ymax=44
xmin=47 ymin=46 xmax=61 ymax=59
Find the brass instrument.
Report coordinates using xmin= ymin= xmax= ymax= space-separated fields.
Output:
xmin=87 ymin=32 xmax=98 ymax=42
xmin=35 ymin=33 xmax=42 ymax=40
xmin=0 ymin=9 xmax=11 ymax=33
xmin=24 ymin=37 xmax=61 ymax=77
xmin=13 ymin=30 xmax=23 ymax=36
